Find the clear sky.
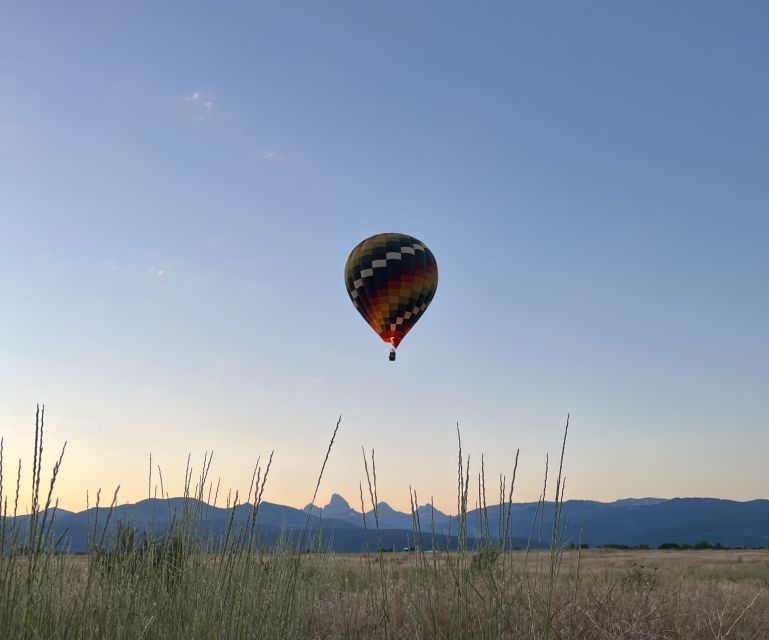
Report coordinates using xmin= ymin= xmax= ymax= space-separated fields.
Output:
xmin=1 ymin=2 xmax=767 ymax=514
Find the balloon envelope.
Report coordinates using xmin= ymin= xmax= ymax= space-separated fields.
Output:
xmin=344 ymin=232 xmax=438 ymax=349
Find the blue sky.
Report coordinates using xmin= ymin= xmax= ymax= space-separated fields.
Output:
xmin=1 ymin=2 xmax=767 ymax=512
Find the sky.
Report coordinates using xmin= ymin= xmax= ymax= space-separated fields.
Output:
xmin=1 ymin=1 xmax=768 ymax=515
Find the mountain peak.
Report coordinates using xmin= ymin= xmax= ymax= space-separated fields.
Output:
xmin=375 ymin=501 xmax=398 ymax=515
xmin=323 ymin=493 xmax=353 ymax=516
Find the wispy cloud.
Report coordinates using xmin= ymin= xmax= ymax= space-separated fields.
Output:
xmin=257 ymin=149 xmax=281 ymax=161
xmin=184 ymin=90 xmax=216 ymax=121
xmin=148 ymin=266 xmax=167 ymax=280
xmin=146 ymin=259 xmax=189 ymax=287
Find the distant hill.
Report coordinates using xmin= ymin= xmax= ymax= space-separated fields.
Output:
xmin=3 ymin=495 xmax=767 ymax=552
xmin=460 ymin=498 xmax=769 ymax=548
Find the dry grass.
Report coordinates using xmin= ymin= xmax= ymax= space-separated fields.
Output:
xmin=311 ymin=549 xmax=769 ymax=639
xmin=6 ymin=549 xmax=768 ymax=639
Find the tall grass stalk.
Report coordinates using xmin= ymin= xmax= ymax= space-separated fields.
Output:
xmin=362 ymin=447 xmax=391 ymax=638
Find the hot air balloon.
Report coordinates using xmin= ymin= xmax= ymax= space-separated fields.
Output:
xmin=344 ymin=233 xmax=438 ymax=361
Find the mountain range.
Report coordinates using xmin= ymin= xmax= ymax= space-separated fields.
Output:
xmin=3 ymin=494 xmax=767 ymax=553
xmin=302 ymin=494 xmax=768 ymax=548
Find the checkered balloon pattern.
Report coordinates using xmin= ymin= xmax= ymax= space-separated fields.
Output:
xmin=344 ymin=233 xmax=438 ymax=349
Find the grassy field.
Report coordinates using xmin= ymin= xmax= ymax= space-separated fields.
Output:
xmin=316 ymin=548 xmax=769 ymax=638
xmin=2 ymin=411 xmax=767 ymax=638
xmin=1 ymin=548 xmax=767 ymax=639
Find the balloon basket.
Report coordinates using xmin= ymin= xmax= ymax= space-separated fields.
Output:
xmin=388 ymin=348 xmax=396 ymax=362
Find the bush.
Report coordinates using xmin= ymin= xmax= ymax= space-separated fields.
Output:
xmin=470 ymin=546 xmax=500 ymax=573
